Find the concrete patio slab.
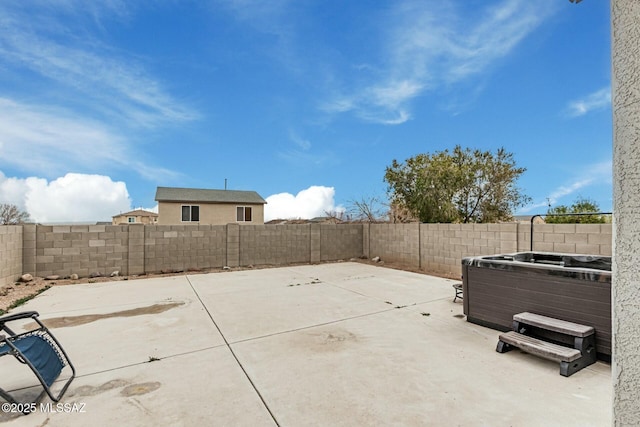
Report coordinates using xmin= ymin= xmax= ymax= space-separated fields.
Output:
xmin=328 ymin=271 xmax=457 ymax=307
xmin=0 ymin=262 xmax=611 ymax=426
xmin=231 ymin=303 xmax=610 ymax=426
xmin=23 ymin=275 xmax=198 ymax=315
xmin=1 ymin=347 xmax=274 ymax=427
xmin=190 ymin=270 xmax=392 ymax=343
xmin=16 ymin=275 xmax=226 ymax=374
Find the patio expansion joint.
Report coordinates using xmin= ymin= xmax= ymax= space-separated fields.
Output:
xmin=321 ymin=279 xmax=453 ymax=308
xmin=185 ymin=275 xmax=281 ymax=427
xmin=227 ymin=306 xmax=401 ymax=346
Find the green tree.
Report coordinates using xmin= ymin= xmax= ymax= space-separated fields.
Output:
xmin=0 ymin=203 xmax=30 ymax=225
xmin=545 ymin=197 xmax=607 ymax=223
xmin=384 ymin=146 xmax=530 ymax=223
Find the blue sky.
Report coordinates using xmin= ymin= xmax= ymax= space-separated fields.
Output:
xmin=0 ymin=0 xmax=612 ymax=222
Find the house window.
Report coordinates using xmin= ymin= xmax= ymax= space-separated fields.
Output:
xmin=182 ymin=205 xmax=200 ymax=222
xmin=236 ymin=206 xmax=252 ymax=222
xmin=127 ymin=217 xmax=136 ymax=223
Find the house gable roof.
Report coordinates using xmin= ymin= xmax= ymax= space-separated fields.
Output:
xmin=112 ymin=209 xmax=158 ymax=218
xmin=155 ymin=187 xmax=267 ymax=204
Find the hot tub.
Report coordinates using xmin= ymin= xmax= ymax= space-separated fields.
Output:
xmin=461 ymin=252 xmax=611 ymax=361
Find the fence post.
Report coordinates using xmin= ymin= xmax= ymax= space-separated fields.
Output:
xmin=22 ymin=224 xmax=36 ymax=277
xmin=226 ymin=223 xmax=240 ymax=267
xmin=127 ymin=224 xmax=145 ymax=275
xmin=310 ymin=224 xmax=321 ymax=263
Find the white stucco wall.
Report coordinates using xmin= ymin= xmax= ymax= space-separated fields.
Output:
xmin=612 ymin=0 xmax=640 ymax=424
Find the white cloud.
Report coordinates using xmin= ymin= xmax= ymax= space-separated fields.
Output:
xmin=288 ymin=129 xmax=311 ymax=150
xmin=143 ymin=204 xmax=159 ymax=214
xmin=0 ymin=4 xmax=189 ymax=182
xmin=323 ymin=0 xmax=555 ymax=124
xmin=0 ymin=97 xmax=181 ymax=182
xmin=520 ymin=160 xmax=612 ymax=213
xmin=0 ymin=98 xmax=123 ymax=174
xmin=0 ymin=172 xmax=131 ymax=223
xmin=264 ymin=186 xmax=344 ymax=221
xmin=0 ymin=3 xmax=197 ymax=127
xmin=565 ymin=87 xmax=611 ymax=117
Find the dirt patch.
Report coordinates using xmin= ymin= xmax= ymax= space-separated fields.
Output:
xmin=69 ymin=379 xmax=130 ymax=398
xmin=68 ymin=379 xmax=160 ymax=398
xmin=0 ymin=280 xmax=51 ymax=314
xmin=26 ymin=302 xmax=185 ymax=329
xmin=121 ymin=382 xmax=161 ymax=397
xmin=292 ymin=328 xmax=361 ymax=354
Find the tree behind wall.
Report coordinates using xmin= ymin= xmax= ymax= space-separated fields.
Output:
xmin=545 ymin=197 xmax=608 ymax=224
xmin=0 ymin=204 xmax=30 ymax=225
xmin=384 ymin=146 xmax=530 ymax=223
xmin=348 ymin=196 xmax=388 ymax=223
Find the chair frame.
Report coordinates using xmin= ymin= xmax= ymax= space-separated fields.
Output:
xmin=0 ymin=311 xmax=75 ymax=411
xmin=452 ymin=283 xmax=463 ymax=303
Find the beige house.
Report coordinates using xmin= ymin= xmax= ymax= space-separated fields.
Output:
xmin=155 ymin=186 xmax=266 ymax=225
xmin=112 ymin=209 xmax=159 ymax=225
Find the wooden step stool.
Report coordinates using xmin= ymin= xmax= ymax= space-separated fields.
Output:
xmin=496 ymin=312 xmax=597 ymax=377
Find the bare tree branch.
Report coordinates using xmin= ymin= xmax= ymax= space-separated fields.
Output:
xmin=348 ymin=197 xmax=387 ymax=223
xmin=0 ymin=204 xmax=30 ymax=225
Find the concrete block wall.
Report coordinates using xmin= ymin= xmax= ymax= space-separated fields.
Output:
xmin=419 ymin=223 xmax=519 ymax=276
xmin=369 ymin=223 xmax=420 ymax=266
xmin=32 ymin=225 xmax=129 ymax=278
xmin=311 ymin=224 xmax=321 ymax=263
xmin=531 ymin=223 xmax=612 ymax=256
xmin=239 ymin=224 xmax=312 ymax=266
xmin=129 ymin=224 xmax=144 ymax=275
xmin=227 ymin=224 xmax=240 ymax=267
xmin=144 ymin=225 xmax=227 ymax=273
xmin=0 ymin=226 xmax=23 ymax=287
xmin=22 ymin=225 xmax=36 ymax=276
xmin=8 ymin=222 xmax=614 ymax=280
xmin=319 ymin=224 xmax=363 ymax=261
xmin=367 ymin=223 xmax=613 ymax=277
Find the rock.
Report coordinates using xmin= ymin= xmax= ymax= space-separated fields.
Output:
xmin=222 ymin=266 xmax=231 ymax=270
xmin=45 ymin=275 xmax=60 ymax=281
xmin=349 ymin=258 xmax=358 ymax=262
xmin=20 ymin=273 xmax=34 ymax=282
xmin=70 ymin=274 xmax=79 ymax=280
xmin=372 ymin=256 xmax=381 ymax=263
xmin=89 ymin=272 xmax=102 ymax=278
xmin=110 ymin=271 xmax=120 ymax=277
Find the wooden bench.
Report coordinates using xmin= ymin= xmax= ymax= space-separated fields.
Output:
xmin=496 ymin=312 xmax=597 ymax=377
xmin=452 ymin=283 xmax=463 ymax=303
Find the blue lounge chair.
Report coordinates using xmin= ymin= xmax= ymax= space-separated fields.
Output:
xmin=0 ymin=311 xmax=75 ymax=413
